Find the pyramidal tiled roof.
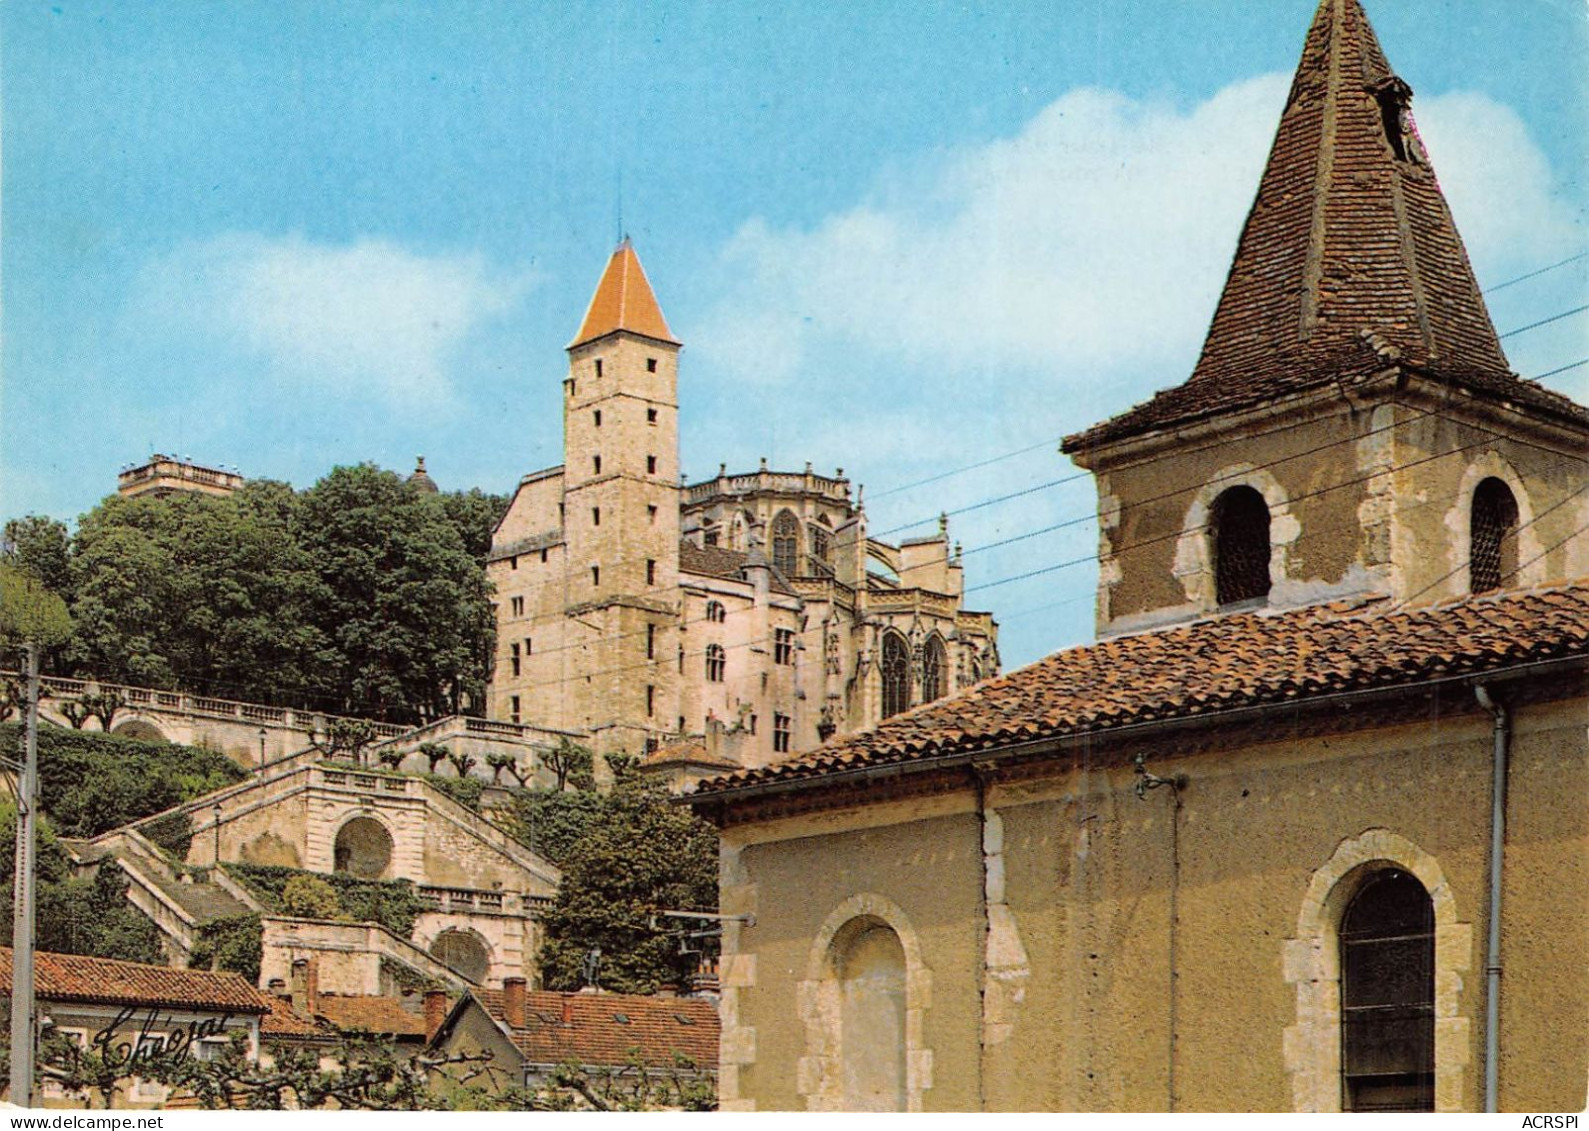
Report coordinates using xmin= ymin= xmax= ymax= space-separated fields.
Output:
xmin=1065 ymin=0 xmax=1582 ymax=453
xmin=569 ymin=239 xmax=679 ymax=349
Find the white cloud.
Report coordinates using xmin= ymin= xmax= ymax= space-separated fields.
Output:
xmin=132 ymin=234 xmax=531 ymax=406
xmin=692 ymin=75 xmax=1576 ymax=400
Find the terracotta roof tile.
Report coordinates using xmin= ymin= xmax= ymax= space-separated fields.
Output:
xmin=0 ymin=948 xmax=269 ymax=1015
xmin=260 ymin=996 xmax=328 ymax=1039
xmin=315 ymin=993 xmax=428 ymax=1038
xmin=1064 ymin=0 xmax=1587 ymax=454
xmin=569 ymin=239 xmax=679 ymax=349
xmin=693 ymin=581 xmax=1589 ymax=797
xmin=480 ymin=990 xmax=718 ymax=1070
xmin=642 ymin=739 xmax=739 ymax=770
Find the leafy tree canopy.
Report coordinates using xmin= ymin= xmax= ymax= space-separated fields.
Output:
xmin=0 ymin=563 xmax=71 ymax=648
xmin=1 ymin=516 xmax=71 ymax=597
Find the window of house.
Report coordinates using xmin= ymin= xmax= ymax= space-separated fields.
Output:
xmin=774 ymin=628 xmax=794 ymax=665
xmin=706 ymin=600 xmax=726 ymax=623
xmin=646 ymin=559 xmax=657 ymax=585
xmin=646 ymin=357 xmax=658 ymax=372
xmin=510 ymin=695 xmax=521 ymax=723
xmin=922 ymin=636 xmax=946 ymax=703
xmin=706 ymin=644 xmax=726 ymax=682
xmin=1211 ymin=485 xmax=1272 ymax=605
xmin=510 ymin=641 xmax=521 ymax=677
xmin=771 ymin=509 xmax=801 ymax=576
xmin=510 ymin=596 xmax=524 ymax=617
xmin=881 ymin=632 xmax=910 ymax=719
xmin=647 ymin=454 xmax=658 ymax=475
xmin=773 ymin=712 xmax=791 ymax=753
xmin=1341 ymin=869 xmax=1435 ymax=1112
xmin=647 ymin=407 xmax=658 ymax=424
xmin=1470 ymin=477 xmax=1519 ymax=594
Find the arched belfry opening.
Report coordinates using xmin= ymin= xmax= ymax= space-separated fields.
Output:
xmin=1469 ymin=477 xmax=1519 ymax=594
xmin=1340 ymin=869 xmax=1435 ymax=1112
xmin=1211 ymin=485 xmax=1272 ymax=606
xmin=333 ymin=816 xmax=393 ymax=879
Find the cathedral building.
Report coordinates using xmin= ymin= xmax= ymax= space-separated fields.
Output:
xmin=688 ymin=0 xmax=1587 ymax=1112
xmin=484 ymin=242 xmax=998 ymax=767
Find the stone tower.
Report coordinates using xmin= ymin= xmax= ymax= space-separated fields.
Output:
xmin=1063 ymin=0 xmax=1589 ymax=637
xmin=560 ymin=240 xmax=684 ymax=754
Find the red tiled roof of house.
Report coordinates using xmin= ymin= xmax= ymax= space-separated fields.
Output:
xmin=259 ymin=996 xmax=328 ymax=1040
xmin=643 ymin=739 xmax=739 ymax=770
xmin=478 ymin=990 xmax=718 ymax=1070
xmin=569 ymin=239 xmax=679 ymax=350
xmin=1064 ymin=0 xmax=1588 ymax=455
xmin=314 ymin=993 xmax=428 ymax=1038
xmin=693 ymin=581 xmax=1589 ymax=797
xmin=0 ymin=948 xmax=270 ymax=1015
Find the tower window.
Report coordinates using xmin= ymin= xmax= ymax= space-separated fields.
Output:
xmin=771 ymin=509 xmax=801 ymax=577
xmin=510 ymin=555 xmax=518 ymax=570
xmin=645 ymin=684 xmax=655 ymax=717
xmin=593 ymin=455 xmax=602 ymax=475
xmin=510 ymin=695 xmax=521 ymax=724
xmin=595 ymin=358 xmax=603 ymax=378
xmin=706 ymin=600 xmax=726 ymax=623
xmin=880 ymin=632 xmax=909 ymax=719
xmin=647 ymin=504 xmax=658 ymax=524
xmin=647 ymin=408 xmax=658 ymax=424
xmin=1340 ymin=869 xmax=1435 ymax=1112
xmin=646 ymin=559 xmax=657 ymax=585
xmin=566 ymin=379 xmax=575 ymax=397
xmin=510 ymin=641 xmax=521 ymax=677
xmin=1470 ymin=478 xmax=1519 ymax=594
xmin=1210 ymin=485 xmax=1272 ymax=606
xmin=773 ymin=713 xmax=791 ymax=753
xmin=592 ymin=506 xmax=601 ymax=527
xmin=774 ymin=628 xmax=794 ymax=665
xmin=646 ymin=357 xmax=658 ymax=373
xmin=510 ymin=596 xmax=524 ymax=617
xmin=591 ymin=565 xmax=600 ymax=588
xmin=646 ymin=623 xmax=656 ymax=659
xmin=706 ymin=644 xmax=726 ymax=683
xmin=524 ymin=637 xmax=532 ymax=656
xmin=593 ymin=410 xmax=601 ymax=427
xmin=647 ymin=455 xmax=658 ymax=475
xmin=541 ymin=549 xmax=548 ymax=563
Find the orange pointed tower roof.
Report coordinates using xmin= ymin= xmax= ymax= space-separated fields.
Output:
xmin=568 ymin=238 xmax=680 ymax=350
xmin=1063 ymin=0 xmax=1584 ymax=453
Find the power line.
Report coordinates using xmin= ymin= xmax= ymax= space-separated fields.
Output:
xmin=1485 ymin=250 xmax=1588 ymax=293
xmin=866 ymin=436 xmax=1065 ymax=501
xmin=1533 ymin=357 xmax=1589 ymax=381
xmin=1500 ymin=305 xmax=1589 ymax=339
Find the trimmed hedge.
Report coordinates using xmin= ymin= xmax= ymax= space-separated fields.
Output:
xmin=0 ymin=722 xmax=246 ymax=838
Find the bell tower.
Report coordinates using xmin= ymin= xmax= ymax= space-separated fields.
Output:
xmin=561 ymin=240 xmax=683 ymax=754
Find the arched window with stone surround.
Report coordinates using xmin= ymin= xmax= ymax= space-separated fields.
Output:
xmin=705 ymin=643 xmax=726 ymax=683
xmin=1340 ymin=869 xmax=1435 ymax=1112
xmin=921 ymin=635 xmax=947 ymax=703
xmin=1211 ymin=485 xmax=1272 ymax=605
xmin=771 ymin=509 xmax=801 ymax=577
xmin=1469 ymin=477 xmax=1519 ymax=594
xmin=835 ymin=919 xmax=907 ymax=1111
xmin=880 ymin=633 xmax=910 ymax=719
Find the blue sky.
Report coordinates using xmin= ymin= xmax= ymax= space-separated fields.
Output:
xmin=3 ymin=0 xmax=1585 ymax=672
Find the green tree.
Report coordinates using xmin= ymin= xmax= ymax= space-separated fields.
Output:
xmin=298 ymin=465 xmax=495 ymax=722
xmin=0 ymin=562 xmax=72 ymax=649
xmin=543 ymin=738 xmax=594 ymax=792
xmin=537 ymin=779 xmax=718 ymax=994
xmin=437 ymin=489 xmax=510 ymax=567
xmin=1 ymin=516 xmax=72 ymax=599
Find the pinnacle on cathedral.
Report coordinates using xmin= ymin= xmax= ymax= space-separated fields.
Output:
xmin=568 ymin=237 xmax=681 ymax=350
xmin=1065 ymin=0 xmax=1580 ymax=455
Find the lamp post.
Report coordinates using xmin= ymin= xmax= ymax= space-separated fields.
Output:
xmin=9 ymin=642 xmax=40 ymax=1107
xmin=213 ymin=803 xmax=223 ymax=866
xmin=258 ymin=727 xmax=268 ymax=775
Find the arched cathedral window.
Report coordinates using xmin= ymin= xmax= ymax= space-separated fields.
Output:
xmin=880 ymin=633 xmax=909 ymax=719
xmin=1469 ymin=478 xmax=1518 ymax=594
xmin=809 ymin=524 xmax=833 ymax=574
xmin=705 ymin=644 xmax=726 ymax=683
xmin=921 ymin=636 xmax=946 ymax=704
xmin=1211 ymin=485 xmax=1272 ymax=605
xmin=1340 ymin=869 xmax=1435 ymax=1112
xmin=771 ymin=510 xmax=801 ymax=577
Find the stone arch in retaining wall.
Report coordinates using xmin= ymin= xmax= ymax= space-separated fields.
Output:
xmin=111 ymin=718 xmax=168 ymax=744
xmin=1282 ymin=828 xmax=1472 ymax=1112
xmin=428 ymin=926 xmax=493 ymax=984
xmin=332 ymin=815 xmax=394 ymax=879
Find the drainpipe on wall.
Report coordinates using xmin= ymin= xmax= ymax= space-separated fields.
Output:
xmin=1474 ymin=683 xmax=1509 ymax=1114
